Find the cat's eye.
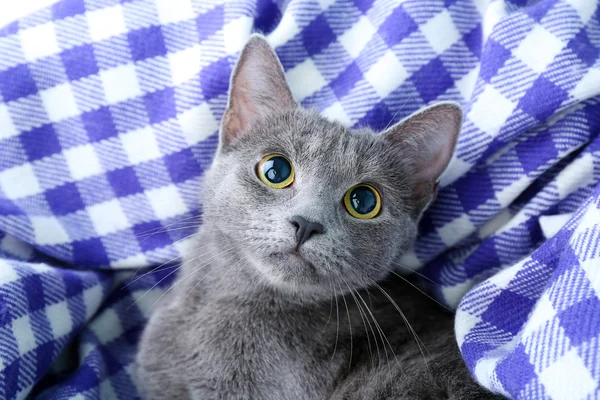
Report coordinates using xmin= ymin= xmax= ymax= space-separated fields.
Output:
xmin=344 ymin=184 xmax=381 ymax=219
xmin=257 ymin=154 xmax=295 ymax=189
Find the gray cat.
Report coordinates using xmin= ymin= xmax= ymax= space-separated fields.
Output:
xmin=136 ymin=35 xmax=501 ymax=400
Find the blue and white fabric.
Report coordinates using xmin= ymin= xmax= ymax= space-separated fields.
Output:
xmin=0 ymin=0 xmax=599 ymax=398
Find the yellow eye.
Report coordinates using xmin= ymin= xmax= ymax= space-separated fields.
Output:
xmin=344 ymin=184 xmax=381 ymax=219
xmin=257 ymin=154 xmax=295 ymax=189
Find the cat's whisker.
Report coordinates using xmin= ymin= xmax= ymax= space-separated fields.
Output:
xmin=125 ymin=231 xmax=244 ymax=287
xmin=136 ymin=225 xmax=200 ymax=240
xmin=126 ymin=257 xmax=183 ymax=291
xmin=125 ymin=228 xmax=231 ymax=287
xmin=128 ymin=241 xmax=244 ymax=310
xmin=383 ymin=71 xmax=426 ymax=131
xmin=145 ymin=249 xmax=243 ymax=317
xmin=344 ymin=282 xmax=376 ymax=368
xmin=128 ymin=259 xmax=194 ymax=312
xmin=384 ymin=266 xmax=452 ymax=312
xmin=355 ymin=287 xmax=397 ymax=366
xmin=339 ymin=282 xmax=353 ymax=372
xmin=125 ymin=243 xmax=192 ymax=288
xmin=135 ymin=223 xmax=200 ymax=240
xmin=136 ymin=223 xmax=234 ymax=242
xmin=382 ymin=96 xmax=409 ymax=133
xmin=370 ymin=280 xmax=431 ymax=370
xmin=354 ymin=290 xmax=380 ymax=368
xmin=124 ymin=237 xmax=212 ymax=288
xmin=390 ymin=261 xmax=444 ymax=288
xmin=178 ymin=255 xmax=244 ymax=309
xmin=331 ymin=283 xmax=340 ymax=362
xmin=356 ymin=299 xmax=375 ymax=367
xmin=134 ymin=214 xmax=203 ymax=238
xmin=136 ymin=220 xmax=295 ymax=286
xmin=323 ymin=280 xmax=334 ymax=330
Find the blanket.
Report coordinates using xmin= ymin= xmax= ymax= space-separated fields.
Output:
xmin=0 ymin=0 xmax=598 ymax=398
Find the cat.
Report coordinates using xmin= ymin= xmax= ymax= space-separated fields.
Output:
xmin=136 ymin=34 xmax=502 ymax=400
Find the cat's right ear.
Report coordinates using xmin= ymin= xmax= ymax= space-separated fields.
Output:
xmin=219 ymin=34 xmax=296 ymax=150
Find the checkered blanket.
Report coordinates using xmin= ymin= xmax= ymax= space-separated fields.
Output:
xmin=0 ymin=0 xmax=599 ymax=398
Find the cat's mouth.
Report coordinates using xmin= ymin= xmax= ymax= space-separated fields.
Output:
xmin=269 ymin=249 xmax=318 ymax=273
xmin=288 ymin=249 xmax=304 ymax=260
xmin=285 ymin=249 xmax=315 ymax=266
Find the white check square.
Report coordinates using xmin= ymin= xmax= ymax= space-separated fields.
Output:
xmin=0 ymin=103 xmax=19 ymax=140
xmin=268 ymin=13 xmax=301 ymax=48
xmin=146 ymin=185 xmax=188 ymax=219
xmin=179 ymin=103 xmax=220 ymax=145
xmin=539 ymin=349 xmax=597 ymax=400
xmin=317 ymin=0 xmax=335 ymax=11
xmin=321 ymin=102 xmax=353 ymax=126
xmin=12 ymin=315 xmax=37 ymax=355
xmin=514 ymin=25 xmax=564 ymax=73
xmin=438 ymin=214 xmax=476 ymax=247
xmin=64 ymin=144 xmax=103 ymax=180
xmin=339 ymin=16 xmax=376 ymax=59
xmin=570 ymin=68 xmax=600 ymax=102
xmin=91 ymin=309 xmax=123 ymax=344
xmin=88 ymin=199 xmax=130 ymax=235
xmin=155 ymin=0 xmax=194 ymax=24
xmin=100 ymin=64 xmax=143 ymax=104
xmin=0 ymin=163 xmax=42 ymax=199
xmin=468 ymin=85 xmax=515 ymax=137
xmin=40 ymin=83 xmax=79 ymax=122
xmin=564 ymin=0 xmax=596 ymax=24
xmin=87 ymin=5 xmax=127 ymax=42
xmin=224 ymin=17 xmax=253 ymax=54
xmin=287 ymin=58 xmax=327 ymax=101
xmin=0 ymin=262 xmax=20 ymax=286
xmin=169 ymin=45 xmax=203 ymax=85
xmin=31 ymin=216 xmax=71 ymax=245
xmin=555 ymin=153 xmax=594 ymax=199
xmin=20 ymin=22 xmax=60 ymax=61
xmin=365 ymin=51 xmax=408 ymax=99
xmin=83 ymin=284 xmax=104 ymax=320
xmin=421 ymin=10 xmax=461 ymax=54
xmin=46 ymin=301 xmax=73 ymax=338
xmin=120 ymin=126 xmax=162 ymax=164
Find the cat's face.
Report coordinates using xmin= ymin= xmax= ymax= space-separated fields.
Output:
xmin=201 ymin=35 xmax=461 ymax=297
xmin=203 ymin=109 xmax=418 ymax=294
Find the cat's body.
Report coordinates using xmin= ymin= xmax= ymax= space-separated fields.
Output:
xmin=138 ymin=238 xmax=486 ymax=400
xmin=136 ymin=36 xmax=501 ymax=399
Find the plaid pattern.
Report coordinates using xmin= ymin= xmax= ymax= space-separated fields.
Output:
xmin=456 ymin=185 xmax=600 ymax=399
xmin=0 ymin=0 xmax=598 ymax=398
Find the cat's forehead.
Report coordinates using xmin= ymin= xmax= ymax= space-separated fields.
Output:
xmin=252 ymin=109 xmax=385 ymax=176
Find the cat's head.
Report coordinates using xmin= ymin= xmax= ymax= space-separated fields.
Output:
xmin=201 ymin=35 xmax=461 ymax=297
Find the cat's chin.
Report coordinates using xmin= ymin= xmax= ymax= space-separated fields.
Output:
xmin=249 ymin=250 xmax=333 ymax=297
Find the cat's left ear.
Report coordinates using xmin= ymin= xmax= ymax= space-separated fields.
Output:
xmin=382 ymin=101 xmax=462 ymax=186
xmin=220 ymin=34 xmax=296 ymax=150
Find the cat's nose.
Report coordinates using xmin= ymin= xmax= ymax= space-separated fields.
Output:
xmin=290 ymin=215 xmax=324 ymax=247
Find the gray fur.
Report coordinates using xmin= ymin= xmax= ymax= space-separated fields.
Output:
xmin=136 ymin=35 xmax=502 ymax=400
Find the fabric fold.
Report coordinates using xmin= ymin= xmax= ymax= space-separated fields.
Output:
xmin=0 ymin=0 xmax=599 ymax=398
